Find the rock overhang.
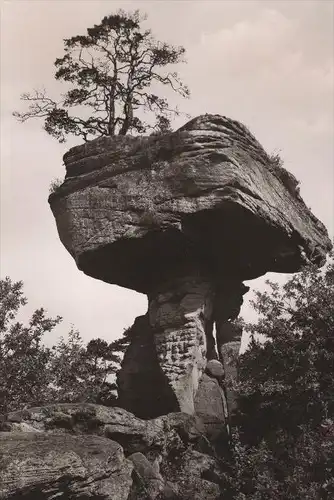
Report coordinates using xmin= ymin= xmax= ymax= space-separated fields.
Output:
xmin=49 ymin=114 xmax=332 ymax=294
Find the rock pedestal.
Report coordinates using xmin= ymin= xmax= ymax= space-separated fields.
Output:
xmin=118 ymin=276 xmax=214 ymax=418
xmin=49 ymin=114 xmax=331 ymax=421
xmin=148 ymin=275 xmax=213 ymax=415
xmin=116 ymin=315 xmax=177 ymax=419
xmin=117 ymin=274 xmax=249 ymax=420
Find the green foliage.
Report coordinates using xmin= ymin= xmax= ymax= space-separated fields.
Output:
xmin=229 ymin=252 xmax=334 ymax=499
xmin=13 ymin=10 xmax=189 ymax=142
xmin=0 ymin=277 xmax=129 ymax=414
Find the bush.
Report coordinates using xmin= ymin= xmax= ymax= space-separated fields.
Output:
xmin=229 ymin=253 xmax=334 ymax=499
xmin=0 ymin=277 xmax=129 ymax=414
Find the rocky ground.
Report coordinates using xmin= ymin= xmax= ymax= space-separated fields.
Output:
xmin=0 ymin=401 xmax=230 ymax=499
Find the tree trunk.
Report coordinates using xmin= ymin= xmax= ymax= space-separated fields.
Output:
xmin=108 ymin=77 xmax=116 ymax=136
xmin=119 ymin=63 xmax=134 ymax=136
xmin=119 ymin=94 xmax=133 ymax=136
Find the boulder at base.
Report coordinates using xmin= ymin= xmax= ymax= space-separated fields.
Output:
xmin=0 ymin=403 xmax=227 ymax=500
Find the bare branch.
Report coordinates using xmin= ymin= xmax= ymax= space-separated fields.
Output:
xmin=13 ymin=90 xmax=59 ymax=122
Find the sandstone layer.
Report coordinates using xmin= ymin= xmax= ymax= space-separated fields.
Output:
xmin=49 ymin=114 xmax=331 ymax=294
xmin=0 ymin=433 xmax=133 ymax=500
xmin=0 ymin=403 xmax=228 ymax=500
xmin=49 ymin=114 xmax=332 ymax=421
xmin=117 ymin=276 xmax=244 ymax=418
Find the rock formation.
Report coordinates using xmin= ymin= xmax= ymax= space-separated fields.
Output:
xmin=0 ymin=432 xmax=133 ymax=499
xmin=48 ymin=114 xmax=331 ymax=420
xmin=1 ymin=114 xmax=331 ymax=499
xmin=0 ymin=404 xmax=228 ymax=499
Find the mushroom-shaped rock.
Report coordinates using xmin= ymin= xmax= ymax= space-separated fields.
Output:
xmin=49 ymin=114 xmax=332 ymax=418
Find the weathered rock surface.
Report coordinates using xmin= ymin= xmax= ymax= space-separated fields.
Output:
xmin=128 ymin=452 xmax=165 ymax=499
xmin=206 ymin=360 xmax=225 ymax=379
xmin=148 ymin=276 xmax=214 ymax=416
xmin=119 ymin=276 xmax=218 ymax=418
xmin=194 ymin=373 xmax=227 ymax=441
xmin=0 ymin=404 xmax=165 ymax=453
xmin=50 ymin=114 xmax=331 ymax=294
xmin=0 ymin=403 xmax=228 ymax=500
xmin=42 ymin=115 xmax=332 ymax=498
xmin=0 ymin=433 xmax=133 ymax=500
xmin=219 ymin=340 xmax=241 ymax=417
xmin=117 ymin=315 xmax=179 ymax=419
xmin=215 ymin=322 xmax=242 ymax=417
xmin=49 ymin=113 xmax=332 ymax=422
xmin=118 ymin=276 xmax=248 ymax=419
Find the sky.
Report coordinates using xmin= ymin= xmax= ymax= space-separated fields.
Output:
xmin=1 ymin=0 xmax=333 ymax=348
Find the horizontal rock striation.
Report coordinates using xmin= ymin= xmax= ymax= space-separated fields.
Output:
xmin=0 ymin=403 xmax=228 ymax=500
xmin=0 ymin=433 xmax=133 ymax=500
xmin=49 ymin=113 xmax=332 ymax=421
xmin=49 ymin=114 xmax=331 ymax=294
